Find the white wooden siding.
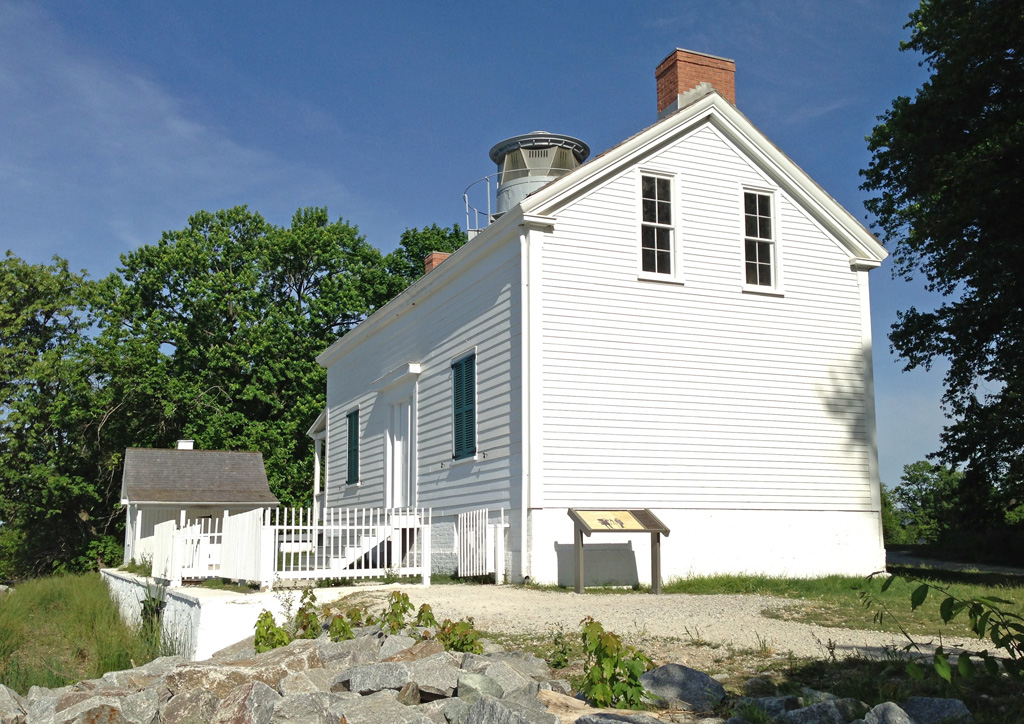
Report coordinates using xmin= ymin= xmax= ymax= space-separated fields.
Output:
xmin=324 ymin=238 xmax=522 ymax=516
xmin=538 ymin=123 xmax=873 ymax=511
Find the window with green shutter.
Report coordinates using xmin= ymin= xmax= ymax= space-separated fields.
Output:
xmin=452 ymin=354 xmax=476 ymax=460
xmin=346 ymin=409 xmax=359 ymax=484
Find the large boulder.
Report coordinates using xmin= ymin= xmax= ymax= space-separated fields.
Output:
xmin=465 ymin=694 xmax=559 ymax=724
xmin=639 ymin=663 xmax=725 ymax=711
xmin=160 ymin=688 xmax=221 ymax=724
xmin=863 ymin=701 xmax=914 ymax=724
xmin=899 ymin=697 xmax=972 ymax=724
xmin=212 ymin=681 xmax=281 ymax=724
xmin=0 ymin=684 xmax=26 ymax=724
xmin=777 ymin=698 xmax=869 ymax=723
xmin=165 ymin=640 xmax=323 ymax=699
xmin=326 ymin=690 xmax=432 ymax=724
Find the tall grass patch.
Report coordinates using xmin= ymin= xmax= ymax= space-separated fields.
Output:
xmin=0 ymin=573 xmax=170 ymax=694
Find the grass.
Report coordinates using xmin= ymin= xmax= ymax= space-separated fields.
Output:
xmin=195 ymin=578 xmax=258 ymax=594
xmin=0 ymin=573 xmax=175 ymax=694
xmin=662 ymin=567 xmax=1024 ymax=638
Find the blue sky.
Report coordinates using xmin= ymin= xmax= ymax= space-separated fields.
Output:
xmin=1 ymin=0 xmax=947 ymax=486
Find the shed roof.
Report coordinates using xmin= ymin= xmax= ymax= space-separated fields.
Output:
xmin=121 ymin=448 xmax=280 ymax=505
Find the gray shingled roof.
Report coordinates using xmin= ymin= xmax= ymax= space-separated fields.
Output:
xmin=122 ymin=448 xmax=281 ymax=505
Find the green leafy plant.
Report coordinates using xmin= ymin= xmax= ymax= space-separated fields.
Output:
xmin=293 ymin=588 xmax=320 ymax=639
xmin=578 ymin=616 xmax=652 ymax=709
xmin=435 ymin=617 xmax=484 ymax=654
xmin=344 ymin=604 xmax=375 ymax=627
xmin=254 ymin=610 xmax=292 ymax=653
xmin=415 ymin=603 xmax=438 ymax=629
xmin=861 ymin=573 xmax=1023 ymax=683
xmin=549 ymin=624 xmax=572 ymax=669
xmin=328 ymin=615 xmax=355 ymax=642
xmin=379 ymin=591 xmax=415 ymax=634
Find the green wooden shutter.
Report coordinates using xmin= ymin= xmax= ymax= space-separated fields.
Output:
xmin=452 ymin=355 xmax=476 ymax=459
xmin=346 ymin=409 xmax=359 ymax=484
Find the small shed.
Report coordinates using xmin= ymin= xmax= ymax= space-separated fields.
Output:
xmin=121 ymin=440 xmax=280 ymax=564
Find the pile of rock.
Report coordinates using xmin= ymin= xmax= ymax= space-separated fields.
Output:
xmin=0 ymin=624 xmax=974 ymax=724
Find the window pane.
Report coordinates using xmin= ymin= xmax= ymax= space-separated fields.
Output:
xmin=656 ymin=227 xmax=671 ymax=251
xmin=759 ymin=263 xmax=772 ymax=287
xmin=642 ymin=247 xmax=656 ymax=272
xmin=746 ymin=262 xmax=759 ymax=285
xmin=657 ymin=251 xmax=671 ymax=273
xmin=745 ymin=216 xmax=758 ymax=238
xmin=642 ymin=175 xmax=655 ymax=198
xmin=758 ymin=194 xmax=771 ymax=216
xmin=657 ymin=177 xmax=670 ymax=200
xmin=643 ymin=199 xmax=656 ymax=222
xmin=744 ymin=193 xmax=757 ymax=215
xmin=758 ymin=241 xmax=771 ymax=263
xmin=658 ymin=200 xmax=671 ymax=225
xmin=745 ymin=239 xmax=757 ymax=260
xmin=758 ymin=217 xmax=771 ymax=239
xmin=642 ymin=225 xmax=654 ymax=248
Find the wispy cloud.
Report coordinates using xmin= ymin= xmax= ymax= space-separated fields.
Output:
xmin=0 ymin=2 xmax=351 ymax=272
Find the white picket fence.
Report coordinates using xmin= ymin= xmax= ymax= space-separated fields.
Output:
xmin=457 ymin=508 xmax=507 ymax=583
xmin=148 ymin=506 xmax=432 ymax=589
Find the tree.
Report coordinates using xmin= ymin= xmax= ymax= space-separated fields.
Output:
xmin=861 ymin=0 xmax=1024 ymax=507
xmin=94 ymin=206 xmax=389 ymax=506
xmin=0 ymin=254 xmax=122 ymax=575
xmin=887 ymin=461 xmax=965 ymax=543
xmin=383 ymin=223 xmax=468 ymax=293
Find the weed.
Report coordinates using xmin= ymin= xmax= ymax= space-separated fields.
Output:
xmin=379 ymin=591 xmax=415 ymax=633
xmin=328 ymin=615 xmax=354 ymax=642
xmin=120 ymin=557 xmax=152 ymax=577
xmin=549 ymin=624 xmax=572 ymax=669
xmin=293 ymin=588 xmax=320 ymax=639
xmin=254 ymin=610 xmax=292 ymax=653
xmin=578 ymin=616 xmax=652 ymax=709
xmin=731 ymin=701 xmax=774 ymax=724
xmin=435 ymin=618 xmax=483 ymax=653
xmin=415 ymin=603 xmax=438 ymax=629
xmin=684 ymin=625 xmax=716 ymax=648
xmin=754 ymin=631 xmax=775 ymax=657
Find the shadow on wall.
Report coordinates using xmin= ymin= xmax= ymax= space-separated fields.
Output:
xmin=554 ymin=542 xmax=639 ymax=587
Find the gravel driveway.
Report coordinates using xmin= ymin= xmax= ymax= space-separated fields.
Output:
xmin=333 ymin=584 xmax=977 ymax=665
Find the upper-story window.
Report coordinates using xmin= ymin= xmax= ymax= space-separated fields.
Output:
xmin=641 ymin=175 xmax=673 ymax=275
xmin=743 ymin=191 xmax=775 ymax=288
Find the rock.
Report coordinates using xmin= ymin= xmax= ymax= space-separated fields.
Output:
xmin=269 ymin=692 xmax=334 ymax=723
xmin=165 ymin=639 xmax=324 ymax=699
xmin=210 ymin=637 xmax=258 ymax=663
xmin=316 ymin=637 xmax=381 ymax=668
xmin=121 ymin=687 xmax=160 ymax=724
xmin=479 ymin=640 xmax=505 ymax=654
xmin=465 ymin=694 xmax=559 ymax=724
xmin=864 ymin=702 xmax=914 ymax=724
xmin=378 ymin=635 xmax=418 ymax=660
xmin=276 ymin=669 xmax=336 ymax=696
xmin=160 ymin=688 xmax=221 ymax=724
xmin=741 ymin=676 xmax=776 ymax=697
xmin=476 ymin=661 xmax=531 ymax=697
xmin=639 ymin=663 xmax=725 ymax=712
xmin=801 ymin=687 xmax=840 ymax=705
xmin=899 ymin=697 xmax=972 ymax=724
xmin=483 ymin=652 xmax=551 ymax=681
xmin=540 ymin=679 xmax=572 ymax=696
xmin=346 ymin=662 xmax=412 ymax=695
xmin=0 ymin=683 xmax=26 ymax=724
xmin=733 ymin=695 xmax=801 ymax=718
xmin=397 ymin=681 xmax=421 ymax=706
xmin=576 ymin=713 xmax=664 ymax=723
xmin=406 ymin=654 xmax=462 ymax=700
xmin=455 ymin=673 xmax=504 ymax=704
xmin=778 ymin=698 xmax=869 ymax=723
xmin=383 ymin=639 xmax=446 ymax=663
xmin=326 ymin=690 xmax=431 ymax=724
xmin=212 ymin=681 xmax=281 ymax=724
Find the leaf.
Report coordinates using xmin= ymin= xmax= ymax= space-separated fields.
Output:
xmin=977 ymin=596 xmax=1015 ymax=606
xmin=933 ymin=653 xmax=952 ymax=683
xmin=910 ymin=584 xmax=930 ymax=610
xmin=906 ymin=661 xmax=926 ymax=681
xmin=957 ymin=654 xmax=974 ymax=679
xmin=939 ymin=596 xmax=956 ymax=623
xmin=880 ymin=575 xmax=897 ymax=593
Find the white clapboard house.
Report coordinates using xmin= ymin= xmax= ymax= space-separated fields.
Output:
xmin=312 ymin=49 xmax=889 ymax=586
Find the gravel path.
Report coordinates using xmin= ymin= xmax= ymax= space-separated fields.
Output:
xmin=334 ymin=584 xmax=977 ymax=663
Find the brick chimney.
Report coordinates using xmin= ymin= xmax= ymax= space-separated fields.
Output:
xmin=656 ymin=48 xmax=736 ymax=116
xmin=423 ymin=251 xmax=451 ymax=274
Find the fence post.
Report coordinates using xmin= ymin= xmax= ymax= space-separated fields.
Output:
xmin=169 ymin=530 xmax=183 ymax=588
xmin=421 ymin=511 xmax=431 ymax=587
xmin=493 ymin=517 xmax=505 ymax=585
xmin=259 ymin=509 xmax=275 ymax=591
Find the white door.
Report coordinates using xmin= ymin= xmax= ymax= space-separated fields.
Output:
xmin=388 ymin=398 xmax=413 ymax=508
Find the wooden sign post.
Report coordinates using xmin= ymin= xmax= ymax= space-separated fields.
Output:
xmin=567 ymin=509 xmax=670 ymax=594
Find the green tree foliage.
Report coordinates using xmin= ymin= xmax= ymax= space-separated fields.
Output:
xmin=0 ymin=254 xmax=121 ymax=576
xmin=886 ymin=461 xmax=965 ymax=544
xmin=860 ymin=0 xmax=1024 ymax=512
xmin=93 ymin=206 xmax=388 ymax=506
xmin=1 ymin=207 xmax=460 ymax=575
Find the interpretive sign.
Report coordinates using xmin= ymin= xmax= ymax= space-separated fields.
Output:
xmin=567 ymin=508 xmax=670 ymax=594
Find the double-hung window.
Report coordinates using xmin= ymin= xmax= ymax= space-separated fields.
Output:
xmin=346 ymin=409 xmax=359 ymax=485
xmin=641 ymin=174 xmax=673 ymax=276
xmin=743 ymin=191 xmax=776 ymax=289
xmin=452 ymin=354 xmax=476 ymax=460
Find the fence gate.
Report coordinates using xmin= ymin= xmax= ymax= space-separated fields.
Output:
xmin=457 ymin=508 xmax=506 ymax=582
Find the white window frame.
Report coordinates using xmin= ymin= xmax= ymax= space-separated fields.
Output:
xmin=637 ymin=170 xmax=684 ymax=284
xmin=740 ymin=186 xmax=784 ymax=296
